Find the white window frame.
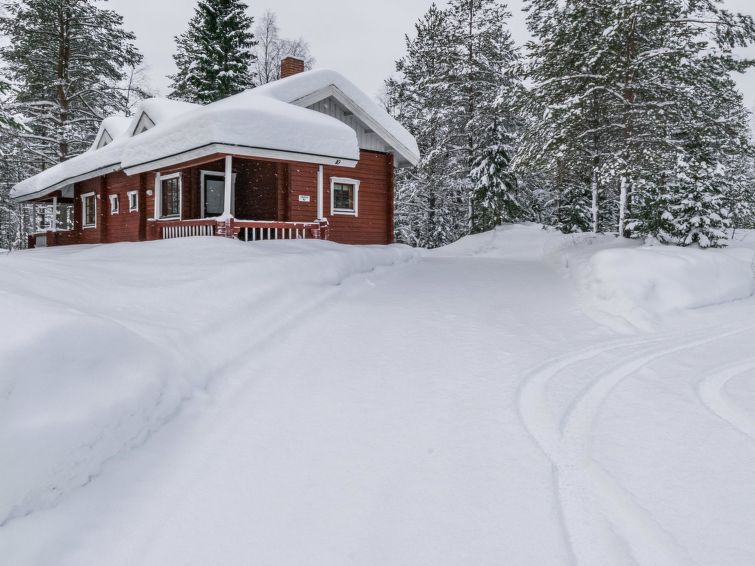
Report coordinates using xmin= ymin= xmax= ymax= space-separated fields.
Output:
xmin=154 ymin=172 xmax=182 ymax=220
xmin=200 ymin=170 xmax=236 ymax=218
xmin=330 ymin=177 xmax=359 ymax=216
xmin=96 ymin=130 xmax=113 ymax=149
xmin=132 ymin=112 xmax=156 ymax=136
xmin=109 ymin=194 xmax=119 ymax=215
xmin=127 ymin=190 xmax=139 ymax=212
xmin=81 ymin=192 xmax=97 ymax=229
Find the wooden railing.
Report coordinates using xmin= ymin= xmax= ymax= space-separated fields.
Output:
xmin=155 ymin=218 xmax=329 ymax=241
xmin=160 ymin=219 xmax=217 ymax=239
xmin=232 ymin=220 xmax=323 ymax=242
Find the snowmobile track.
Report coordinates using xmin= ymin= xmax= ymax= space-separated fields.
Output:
xmin=518 ymin=325 xmax=755 ymax=566
xmin=698 ymin=360 xmax=755 ymax=441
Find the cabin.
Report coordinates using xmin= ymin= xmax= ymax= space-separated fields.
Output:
xmin=12 ymin=58 xmax=419 ymax=248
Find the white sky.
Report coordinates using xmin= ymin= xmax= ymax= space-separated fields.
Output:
xmin=109 ymin=0 xmax=755 ymax=108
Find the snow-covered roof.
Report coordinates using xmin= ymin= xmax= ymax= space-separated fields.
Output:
xmin=130 ymin=98 xmax=200 ymax=132
xmin=252 ymin=69 xmax=420 ymax=166
xmin=90 ymin=116 xmax=131 ymax=150
xmin=12 ymin=98 xmax=200 ymax=201
xmin=121 ymin=92 xmax=359 ymax=175
xmin=11 ymin=70 xmax=419 ymax=202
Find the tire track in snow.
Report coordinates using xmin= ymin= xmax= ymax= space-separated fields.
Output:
xmin=699 ymin=361 xmax=755 ymax=441
xmin=518 ymin=325 xmax=755 ymax=566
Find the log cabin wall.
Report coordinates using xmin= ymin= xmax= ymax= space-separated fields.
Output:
xmin=104 ymin=171 xmax=141 ymax=243
xmin=287 ymin=150 xmax=394 ymax=245
xmin=67 ymin=150 xmax=395 ymax=246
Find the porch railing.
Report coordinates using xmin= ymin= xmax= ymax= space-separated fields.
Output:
xmin=232 ymin=220 xmax=322 ymax=242
xmin=160 ymin=219 xmax=217 ymax=239
xmin=155 ymin=218 xmax=329 ymax=242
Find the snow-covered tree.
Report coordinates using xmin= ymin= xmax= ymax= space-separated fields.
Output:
xmin=386 ymin=0 xmax=522 ymax=247
xmin=253 ymin=10 xmax=314 ymax=85
xmin=169 ymin=0 xmax=257 ymax=103
xmin=470 ymin=116 xmax=524 ymax=231
xmin=0 ymin=0 xmax=143 ymax=165
xmin=519 ymin=0 xmax=755 ymax=247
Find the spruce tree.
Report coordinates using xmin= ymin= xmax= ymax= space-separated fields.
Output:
xmin=387 ymin=0 xmax=522 ymax=247
xmin=470 ymin=117 xmax=523 ymax=231
xmin=169 ymin=0 xmax=257 ymax=103
xmin=0 ymin=0 xmax=142 ymax=165
xmin=520 ymin=0 xmax=755 ymax=246
xmin=386 ymin=4 xmax=461 ymax=247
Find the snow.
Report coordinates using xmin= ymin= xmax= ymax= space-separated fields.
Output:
xmin=252 ymin=69 xmax=420 ymax=164
xmin=10 ymin=99 xmax=200 ymax=201
xmin=121 ymin=92 xmax=359 ymax=171
xmin=2 ymin=225 xmax=755 ymax=565
xmin=130 ymin=97 xmax=200 ymax=127
xmin=582 ymin=244 xmax=755 ymax=329
xmin=89 ymin=116 xmax=131 ymax=149
xmin=0 ymin=239 xmax=417 ymax=526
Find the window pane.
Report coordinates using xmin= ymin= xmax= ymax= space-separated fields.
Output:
xmin=162 ymin=178 xmax=180 ymax=217
xmin=204 ymin=176 xmax=225 ymax=216
xmin=84 ymin=196 xmax=96 ymax=226
xmin=333 ymin=183 xmax=354 ymax=210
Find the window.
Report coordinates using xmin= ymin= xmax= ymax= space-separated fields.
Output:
xmin=330 ymin=177 xmax=359 ymax=216
xmin=132 ymin=112 xmax=155 ymax=136
xmin=157 ymin=173 xmax=181 ymax=219
xmin=82 ymin=193 xmax=96 ymax=228
xmin=96 ymin=130 xmax=113 ymax=149
xmin=109 ymin=194 xmax=119 ymax=214
xmin=127 ymin=191 xmax=138 ymax=212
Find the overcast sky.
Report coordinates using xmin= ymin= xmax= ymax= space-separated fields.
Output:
xmin=109 ymin=0 xmax=755 ymax=108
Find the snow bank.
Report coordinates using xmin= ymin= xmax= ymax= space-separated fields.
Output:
xmin=0 ymin=239 xmax=416 ymax=525
xmin=434 ymin=224 xmax=755 ymax=329
xmin=430 ymin=223 xmax=617 ymax=261
xmin=582 ymin=245 xmax=755 ymax=327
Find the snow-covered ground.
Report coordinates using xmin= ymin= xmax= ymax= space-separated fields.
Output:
xmin=2 ymin=225 xmax=755 ymax=565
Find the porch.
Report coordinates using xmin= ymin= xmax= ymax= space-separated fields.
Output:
xmin=147 ymin=154 xmax=330 ymax=242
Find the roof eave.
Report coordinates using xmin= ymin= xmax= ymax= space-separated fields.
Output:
xmin=122 ymin=143 xmax=358 ymax=175
xmin=11 ymin=162 xmax=122 ymax=203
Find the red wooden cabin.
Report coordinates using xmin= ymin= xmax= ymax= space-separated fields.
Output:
xmin=13 ymin=58 xmax=419 ymax=248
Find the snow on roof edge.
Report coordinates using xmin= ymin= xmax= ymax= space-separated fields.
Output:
xmin=251 ymin=69 xmax=420 ymax=165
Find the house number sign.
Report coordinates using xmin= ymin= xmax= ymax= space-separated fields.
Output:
xmin=298 ymin=195 xmax=311 ymax=203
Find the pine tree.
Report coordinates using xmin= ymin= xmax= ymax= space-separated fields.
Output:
xmin=0 ymin=0 xmax=143 ymax=165
xmin=517 ymin=0 xmax=616 ymax=234
xmin=386 ymin=0 xmax=522 ymax=247
xmin=386 ymin=5 xmax=461 ymax=247
xmin=519 ymin=0 xmax=755 ymax=246
xmin=169 ymin=0 xmax=257 ymax=103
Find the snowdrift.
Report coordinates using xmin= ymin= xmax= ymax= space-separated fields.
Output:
xmin=0 ymin=238 xmax=416 ymax=525
xmin=434 ymin=224 xmax=755 ymax=329
xmin=583 ymin=245 xmax=755 ymax=327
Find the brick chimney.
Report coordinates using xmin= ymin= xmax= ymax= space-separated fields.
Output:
xmin=281 ymin=56 xmax=305 ymax=79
